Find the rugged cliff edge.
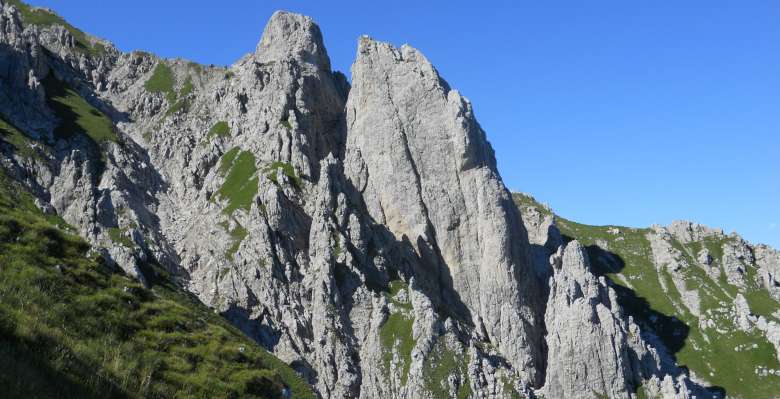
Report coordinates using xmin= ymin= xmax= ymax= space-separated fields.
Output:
xmin=1 ymin=1 xmax=777 ymax=398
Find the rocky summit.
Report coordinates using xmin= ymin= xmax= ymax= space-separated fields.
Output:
xmin=0 ymin=1 xmax=777 ymax=398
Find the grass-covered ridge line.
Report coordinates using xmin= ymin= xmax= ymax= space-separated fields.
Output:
xmin=7 ymin=0 xmax=106 ymax=55
xmin=216 ymin=147 xmax=259 ymax=215
xmin=0 ymin=171 xmax=314 ymax=398
xmin=513 ymin=193 xmax=780 ymax=398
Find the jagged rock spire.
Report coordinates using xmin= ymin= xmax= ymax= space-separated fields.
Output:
xmin=344 ymin=35 xmax=544 ymax=384
xmin=255 ymin=10 xmax=331 ymax=70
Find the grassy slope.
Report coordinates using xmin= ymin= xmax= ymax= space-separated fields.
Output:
xmin=0 ymin=116 xmax=42 ymax=160
xmin=216 ymin=147 xmax=259 ymax=215
xmin=43 ymin=74 xmax=117 ymax=144
xmin=0 ymin=171 xmax=314 ymax=398
xmin=144 ymin=63 xmax=176 ymax=98
xmin=379 ymin=280 xmax=416 ymax=388
xmin=144 ymin=63 xmax=194 ymax=118
xmin=513 ymin=193 xmax=780 ymax=398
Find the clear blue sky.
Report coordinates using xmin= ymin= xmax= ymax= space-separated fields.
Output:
xmin=28 ymin=1 xmax=780 ymax=248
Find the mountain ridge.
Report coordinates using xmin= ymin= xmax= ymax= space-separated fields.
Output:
xmin=0 ymin=1 xmax=778 ymax=398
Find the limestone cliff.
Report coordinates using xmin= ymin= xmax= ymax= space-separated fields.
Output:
xmin=1 ymin=1 xmax=776 ymax=398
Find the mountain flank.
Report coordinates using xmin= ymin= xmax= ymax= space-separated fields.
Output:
xmin=1 ymin=1 xmax=778 ymax=398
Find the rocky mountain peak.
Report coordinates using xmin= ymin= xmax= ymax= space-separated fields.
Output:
xmin=255 ymin=10 xmax=331 ymax=70
xmin=1 ymin=3 xmax=778 ymax=397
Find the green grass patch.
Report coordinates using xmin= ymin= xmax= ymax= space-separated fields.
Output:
xmin=0 ymin=116 xmax=42 ymax=160
xmin=145 ymin=65 xmax=195 ymax=117
xmin=264 ymin=161 xmax=301 ymax=189
xmin=165 ymin=98 xmax=189 ymax=117
xmin=501 ymin=375 xmax=525 ymax=399
xmin=216 ymin=147 xmax=258 ymax=215
xmin=164 ymin=77 xmax=194 ymax=117
xmin=512 ymin=192 xmax=553 ymax=217
xmin=219 ymin=147 xmax=240 ymax=174
xmin=107 ymin=227 xmax=134 ymax=249
xmin=207 ymin=121 xmax=231 ymax=141
xmin=0 ymin=170 xmax=314 ymax=398
xmin=179 ymin=77 xmax=194 ymax=97
xmin=144 ymin=63 xmax=175 ymax=97
xmin=422 ymin=338 xmax=470 ymax=399
xmin=379 ymin=313 xmax=415 ymax=386
xmin=187 ymin=62 xmax=205 ymax=76
xmin=745 ymin=288 xmax=780 ymax=322
xmin=219 ymin=220 xmax=248 ymax=262
xmin=379 ymin=280 xmax=415 ymax=386
xmin=43 ymin=74 xmax=117 ymax=145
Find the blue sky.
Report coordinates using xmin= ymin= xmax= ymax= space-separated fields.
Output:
xmin=28 ymin=1 xmax=780 ymax=247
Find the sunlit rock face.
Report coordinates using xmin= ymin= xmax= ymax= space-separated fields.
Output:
xmin=2 ymin=2 xmax=774 ymax=397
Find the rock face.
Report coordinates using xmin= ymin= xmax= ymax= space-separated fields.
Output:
xmin=542 ymin=241 xmax=639 ymax=398
xmin=344 ymin=36 xmax=543 ymax=383
xmin=1 ymin=2 xmax=777 ymax=398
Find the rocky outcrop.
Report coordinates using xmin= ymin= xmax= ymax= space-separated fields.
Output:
xmin=542 ymin=241 xmax=639 ymax=398
xmin=666 ymin=220 xmax=724 ymax=244
xmin=755 ymin=245 xmax=780 ymax=301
